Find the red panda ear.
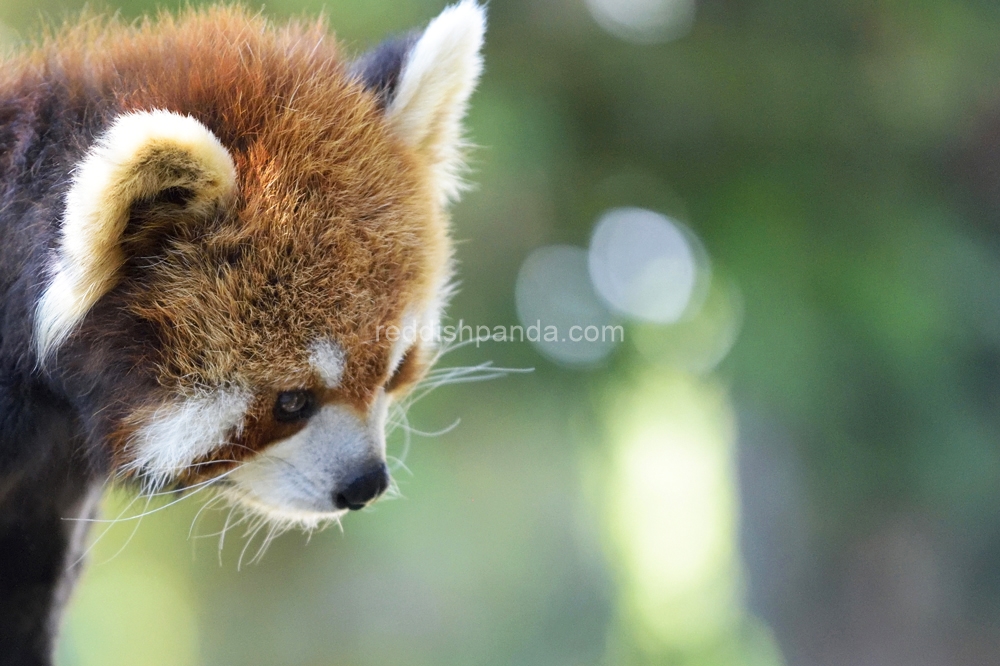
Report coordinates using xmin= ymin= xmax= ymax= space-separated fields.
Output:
xmin=381 ymin=1 xmax=486 ymax=204
xmin=35 ymin=110 xmax=237 ymax=360
xmin=351 ymin=31 xmax=420 ymax=110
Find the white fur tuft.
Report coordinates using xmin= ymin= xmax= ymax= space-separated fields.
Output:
xmin=309 ymin=339 xmax=347 ymax=388
xmin=388 ymin=0 xmax=486 ymax=204
xmin=35 ymin=110 xmax=237 ymax=361
xmin=125 ymin=386 xmax=252 ymax=491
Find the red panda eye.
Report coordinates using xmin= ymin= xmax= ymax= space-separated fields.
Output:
xmin=274 ymin=390 xmax=316 ymax=422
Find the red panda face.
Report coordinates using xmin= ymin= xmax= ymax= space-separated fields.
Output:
xmin=33 ymin=3 xmax=485 ymax=527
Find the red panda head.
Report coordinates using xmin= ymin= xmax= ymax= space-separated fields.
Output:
xmin=33 ymin=2 xmax=485 ymax=527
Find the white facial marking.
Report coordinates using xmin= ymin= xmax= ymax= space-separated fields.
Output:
xmin=126 ymin=386 xmax=252 ymax=491
xmin=309 ymin=339 xmax=347 ymax=388
xmin=228 ymin=398 xmax=389 ymax=526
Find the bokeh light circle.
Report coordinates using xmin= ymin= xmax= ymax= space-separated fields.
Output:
xmin=584 ymin=0 xmax=696 ymax=44
xmin=632 ymin=273 xmax=744 ymax=375
xmin=588 ymin=207 xmax=702 ymax=324
xmin=516 ymin=245 xmax=620 ymax=367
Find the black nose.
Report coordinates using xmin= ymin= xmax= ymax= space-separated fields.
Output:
xmin=334 ymin=463 xmax=390 ymax=511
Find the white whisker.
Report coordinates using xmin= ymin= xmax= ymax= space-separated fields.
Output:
xmin=188 ymin=492 xmax=227 ymax=542
xmin=94 ymin=493 xmax=154 ymax=566
xmin=65 ymin=492 xmax=143 ymax=572
xmin=386 ymin=455 xmax=413 ymax=477
xmin=217 ymin=503 xmax=240 ymax=566
xmin=63 ymin=468 xmax=240 ymax=524
xmin=396 ymin=418 xmax=461 ymax=438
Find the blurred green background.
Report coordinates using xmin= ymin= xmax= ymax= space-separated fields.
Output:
xmin=5 ymin=0 xmax=1000 ymax=664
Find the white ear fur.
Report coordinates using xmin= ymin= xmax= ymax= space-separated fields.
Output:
xmin=35 ymin=110 xmax=237 ymax=360
xmin=387 ymin=0 xmax=486 ymax=204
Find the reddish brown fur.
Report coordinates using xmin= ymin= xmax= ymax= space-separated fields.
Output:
xmin=6 ymin=7 xmax=452 ymax=473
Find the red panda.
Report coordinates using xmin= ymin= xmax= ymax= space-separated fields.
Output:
xmin=0 ymin=3 xmax=485 ymax=663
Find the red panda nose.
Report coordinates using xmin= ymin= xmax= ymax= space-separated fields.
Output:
xmin=334 ymin=462 xmax=390 ymax=511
